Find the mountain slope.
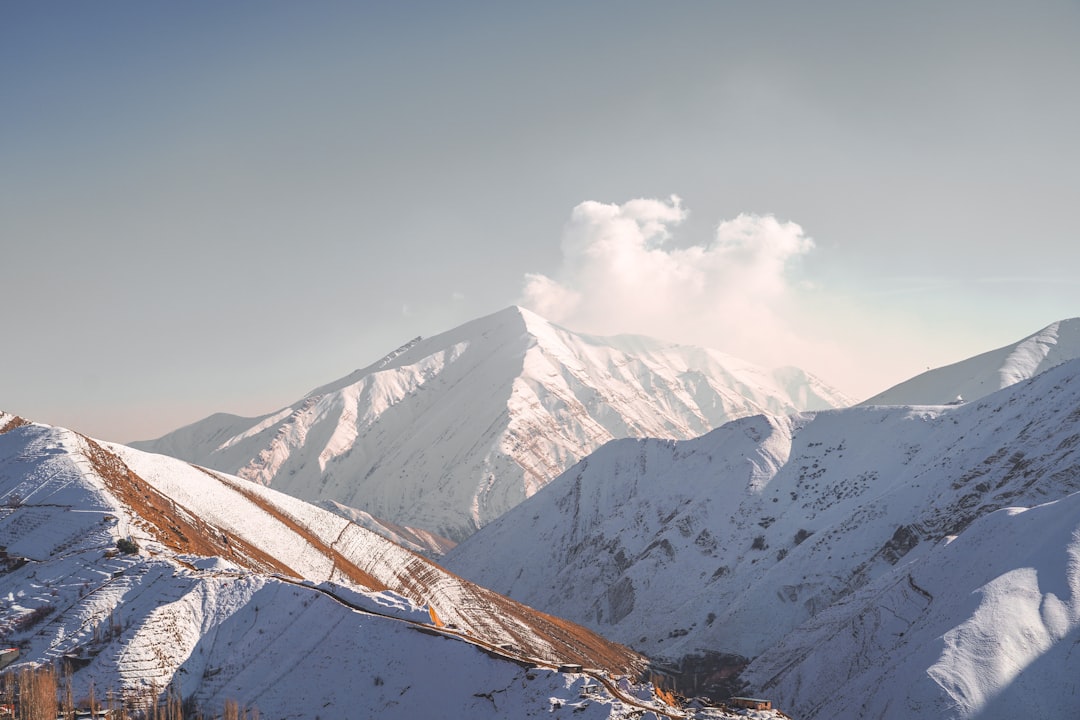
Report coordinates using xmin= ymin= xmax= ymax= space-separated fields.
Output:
xmin=861 ymin=317 xmax=1080 ymax=405
xmin=134 ymin=306 xmax=850 ymax=541
xmin=0 ymin=413 xmax=657 ymax=718
xmin=444 ymin=358 xmax=1080 ymax=718
xmin=741 ymin=490 xmax=1080 ymax=718
xmin=316 ymin=498 xmax=457 ymax=557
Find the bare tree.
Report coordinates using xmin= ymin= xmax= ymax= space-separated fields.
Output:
xmin=16 ymin=665 xmax=57 ymax=720
xmin=62 ymin=668 xmax=74 ymax=720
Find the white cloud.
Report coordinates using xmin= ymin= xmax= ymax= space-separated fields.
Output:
xmin=520 ymin=196 xmax=822 ymax=370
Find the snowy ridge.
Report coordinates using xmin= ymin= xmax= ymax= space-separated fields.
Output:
xmin=134 ymin=306 xmax=850 ymax=541
xmin=316 ymin=499 xmax=457 ymax=558
xmin=445 ymin=357 xmax=1080 ymax=718
xmin=0 ymin=413 xmax=669 ymax=718
xmin=862 ymin=317 xmax=1080 ymax=405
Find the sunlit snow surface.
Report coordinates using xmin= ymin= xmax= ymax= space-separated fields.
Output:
xmin=134 ymin=306 xmax=850 ymax=542
xmin=447 ymin=357 xmax=1080 ymax=719
xmin=862 ymin=317 xmax=1080 ymax=405
xmin=1 ymin=416 xmax=699 ymax=719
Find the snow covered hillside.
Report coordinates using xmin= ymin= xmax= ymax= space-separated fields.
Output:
xmin=133 ymin=306 xmax=850 ymax=542
xmin=445 ymin=358 xmax=1080 ymax=719
xmin=862 ymin=317 xmax=1080 ymax=405
xmin=741 ymin=488 xmax=1080 ymax=719
xmin=0 ymin=413 xmax=679 ymax=719
xmin=315 ymin=499 xmax=457 ymax=557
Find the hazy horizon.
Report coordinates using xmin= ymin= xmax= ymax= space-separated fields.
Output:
xmin=3 ymin=1 xmax=1078 ymax=442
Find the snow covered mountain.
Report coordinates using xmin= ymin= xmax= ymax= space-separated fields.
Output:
xmin=0 ymin=412 xmax=680 ymax=719
xmin=862 ymin=317 xmax=1080 ymax=405
xmin=444 ymin=357 xmax=1080 ymax=719
xmin=133 ymin=306 xmax=850 ymax=542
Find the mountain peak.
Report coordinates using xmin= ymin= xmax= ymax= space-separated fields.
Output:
xmin=863 ymin=317 xmax=1080 ymax=406
xmin=305 ymin=307 xmax=538 ymax=400
xmin=134 ymin=309 xmax=850 ymax=542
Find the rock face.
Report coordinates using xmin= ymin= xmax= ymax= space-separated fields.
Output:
xmin=445 ymin=357 xmax=1080 ymax=718
xmin=133 ymin=306 xmax=850 ymax=541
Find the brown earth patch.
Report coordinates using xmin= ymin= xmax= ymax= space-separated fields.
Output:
xmin=382 ymin=546 xmax=644 ymax=675
xmin=192 ymin=467 xmax=387 ymax=592
xmin=79 ymin=435 xmax=637 ymax=675
xmin=0 ymin=415 xmax=31 ymax=435
xmin=78 ymin=435 xmax=297 ymax=576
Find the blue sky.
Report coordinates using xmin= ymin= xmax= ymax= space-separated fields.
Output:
xmin=3 ymin=1 xmax=1079 ymax=441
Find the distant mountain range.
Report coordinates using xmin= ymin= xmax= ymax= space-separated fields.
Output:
xmin=445 ymin=347 xmax=1080 ymax=718
xmin=0 ymin=412 xmax=664 ymax=719
xmin=133 ymin=306 xmax=851 ymax=542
